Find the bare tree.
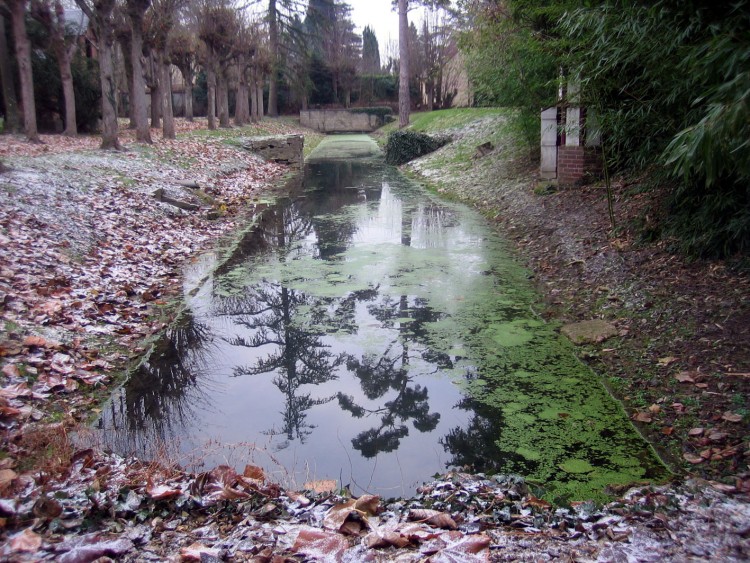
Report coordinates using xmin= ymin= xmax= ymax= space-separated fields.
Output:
xmin=198 ymin=0 xmax=237 ymax=129
xmin=168 ymin=25 xmax=196 ymax=120
xmin=114 ymin=11 xmax=137 ymax=127
xmin=266 ymin=0 xmax=278 ymax=116
xmin=234 ymin=22 xmax=253 ymax=126
xmin=75 ymin=0 xmax=121 ymax=149
xmin=148 ymin=0 xmax=180 ymax=139
xmin=30 ymin=0 xmax=80 ymax=135
xmin=125 ymin=0 xmax=152 ymax=142
xmin=0 ymin=13 xmax=21 ymax=133
xmin=249 ymin=25 xmax=269 ymax=122
xmin=8 ymin=0 xmax=39 ymax=141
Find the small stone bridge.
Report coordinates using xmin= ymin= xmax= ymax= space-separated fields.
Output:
xmin=300 ymin=109 xmax=386 ymax=133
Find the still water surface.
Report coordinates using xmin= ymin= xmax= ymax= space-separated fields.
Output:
xmin=96 ymin=136 xmax=666 ymax=500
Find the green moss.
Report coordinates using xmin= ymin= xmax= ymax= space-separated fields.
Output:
xmin=560 ymin=459 xmax=595 ymax=474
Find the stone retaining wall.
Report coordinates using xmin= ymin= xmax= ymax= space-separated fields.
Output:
xmin=300 ymin=110 xmax=382 ymax=133
xmin=241 ymin=135 xmax=304 ymax=167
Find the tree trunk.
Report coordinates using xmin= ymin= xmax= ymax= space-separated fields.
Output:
xmin=149 ymin=53 xmax=161 ymax=128
xmin=0 ymin=14 xmax=21 ymax=134
xmin=10 ymin=0 xmax=39 ymax=141
xmin=57 ymin=45 xmax=77 ymax=135
xmin=180 ymin=67 xmax=194 ymax=121
xmin=128 ymin=9 xmax=151 ymax=142
xmin=257 ymin=82 xmax=264 ymax=118
xmin=160 ymin=54 xmax=174 ymax=139
xmin=236 ymin=82 xmax=248 ymax=125
xmin=249 ymin=73 xmax=258 ymax=122
xmin=185 ymin=81 xmax=193 ymax=121
xmin=398 ymin=0 xmax=410 ymax=128
xmin=120 ymin=37 xmax=136 ymax=127
xmin=235 ymin=56 xmax=247 ymax=126
xmin=97 ymin=21 xmax=121 ymax=148
xmin=217 ymin=71 xmax=229 ymax=128
xmin=267 ymin=0 xmax=278 ymax=117
xmin=75 ymin=0 xmax=120 ymax=148
xmin=206 ymin=66 xmax=216 ymax=130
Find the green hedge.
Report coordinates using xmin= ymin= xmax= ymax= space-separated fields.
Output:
xmin=384 ymin=130 xmax=450 ymax=165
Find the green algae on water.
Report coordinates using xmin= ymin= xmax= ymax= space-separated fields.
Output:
xmin=206 ymin=139 xmax=669 ymax=503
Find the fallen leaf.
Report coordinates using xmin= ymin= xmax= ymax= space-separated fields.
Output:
xmin=709 ymin=482 xmax=737 ymax=494
xmin=708 ymin=432 xmax=728 ymax=442
xmin=353 ymin=494 xmax=380 ymax=516
xmin=180 ymin=542 xmax=221 ymax=561
xmin=365 ymin=528 xmax=412 ymax=549
xmin=292 ymin=527 xmax=349 ymax=561
xmin=722 ymin=412 xmax=743 ymax=423
xmin=675 ymin=371 xmax=696 ymax=383
xmin=524 ymin=495 xmax=552 ymax=510
xmin=10 ymin=528 xmax=42 ymax=552
xmin=688 ymin=427 xmax=704 ymax=437
xmin=323 ymin=499 xmax=360 ymax=533
xmin=304 ymin=479 xmax=337 ymax=493
xmin=0 ymin=469 xmax=17 ymax=489
xmin=243 ymin=464 xmax=265 ymax=481
xmin=23 ymin=335 xmax=61 ymax=349
xmin=632 ymin=412 xmax=652 ymax=423
xmin=1 ymin=364 xmax=21 ymax=378
xmin=428 ymin=533 xmax=491 ymax=563
xmin=648 ymin=404 xmax=661 ymax=414
xmin=286 ymin=491 xmax=311 ymax=506
xmin=683 ymin=453 xmax=704 ymax=464
xmin=408 ymin=509 xmax=458 ymax=530
xmin=662 ymin=426 xmax=674 ymax=436
xmin=0 ymin=342 xmax=23 ymax=357
xmin=340 ymin=520 xmax=365 ymax=536
xmin=657 ymin=356 xmax=677 ymax=367
xmin=146 ymin=483 xmax=181 ymax=500
xmin=0 ymin=383 xmax=31 ymax=399
xmin=32 ymin=496 xmax=63 ymax=519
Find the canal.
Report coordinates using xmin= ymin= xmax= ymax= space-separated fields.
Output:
xmin=96 ymin=135 xmax=667 ymax=502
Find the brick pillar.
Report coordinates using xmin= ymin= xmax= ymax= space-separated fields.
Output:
xmin=557 ymin=145 xmax=602 ymax=185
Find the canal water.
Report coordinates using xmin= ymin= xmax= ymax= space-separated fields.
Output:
xmin=96 ymin=135 xmax=667 ymax=502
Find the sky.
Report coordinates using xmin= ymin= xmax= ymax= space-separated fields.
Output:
xmin=347 ymin=0 xmax=401 ymax=60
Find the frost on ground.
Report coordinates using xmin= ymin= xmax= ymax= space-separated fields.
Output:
xmin=0 ymin=120 xmax=749 ymax=561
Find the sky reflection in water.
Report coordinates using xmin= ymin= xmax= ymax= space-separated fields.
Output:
xmin=96 ymin=150 xmax=667 ymax=500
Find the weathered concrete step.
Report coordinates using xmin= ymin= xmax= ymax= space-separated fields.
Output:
xmin=241 ymin=135 xmax=303 ymax=167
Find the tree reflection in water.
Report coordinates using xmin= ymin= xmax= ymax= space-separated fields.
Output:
xmin=225 ymin=281 xmax=345 ymax=445
xmin=97 ymin=157 xmax=480 ymax=488
xmin=440 ymin=392 xmax=508 ymax=474
xmin=337 ymin=294 xmax=449 ymax=458
xmin=97 ymin=309 xmax=218 ymax=457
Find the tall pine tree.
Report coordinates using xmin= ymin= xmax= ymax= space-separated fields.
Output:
xmin=361 ymin=25 xmax=380 ymax=73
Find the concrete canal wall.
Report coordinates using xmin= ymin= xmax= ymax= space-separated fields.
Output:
xmin=300 ymin=110 xmax=383 ymax=133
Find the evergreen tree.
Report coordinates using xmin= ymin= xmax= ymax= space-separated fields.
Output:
xmin=361 ymin=25 xmax=380 ymax=73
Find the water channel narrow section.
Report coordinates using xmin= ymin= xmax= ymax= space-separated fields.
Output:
xmin=96 ymin=135 xmax=667 ymax=501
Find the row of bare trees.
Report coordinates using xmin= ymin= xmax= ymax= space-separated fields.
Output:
xmin=1 ymin=0 xmax=459 ymax=149
xmin=1 ymin=0 xmax=275 ymax=148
